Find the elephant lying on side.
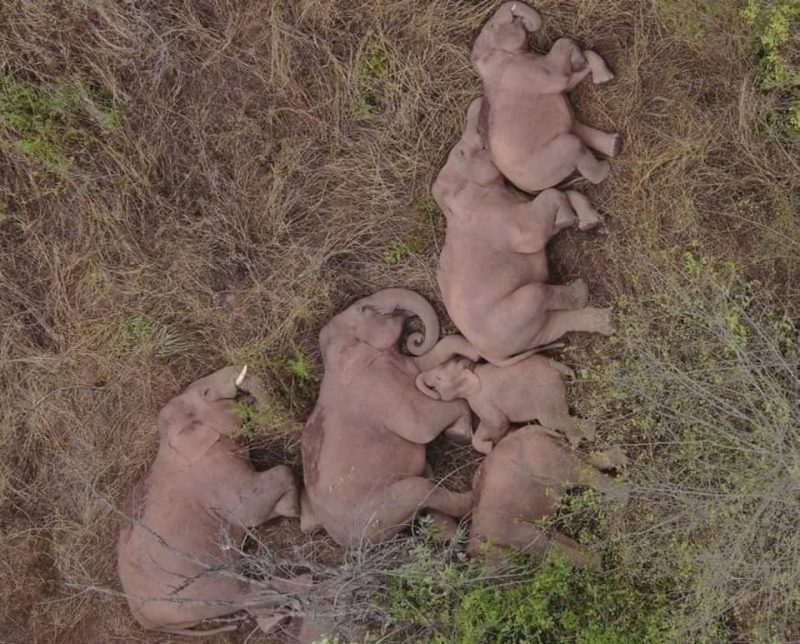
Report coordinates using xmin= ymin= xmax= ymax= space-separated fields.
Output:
xmin=301 ymin=289 xmax=475 ymax=546
xmin=416 ymin=351 xmax=592 ymax=454
xmin=434 ymin=97 xmax=612 ymax=364
xmin=468 ymin=425 xmax=629 ymax=568
xmin=117 ymin=366 xmax=302 ymax=637
xmin=472 ymin=1 xmax=621 ymax=192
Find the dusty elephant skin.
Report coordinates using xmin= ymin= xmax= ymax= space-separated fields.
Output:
xmin=300 ymin=288 xmax=475 ymax=547
xmin=417 ymin=352 xmax=592 ymax=454
xmin=117 ymin=366 xmax=302 ymax=637
xmin=434 ymin=97 xmax=612 ymax=364
xmin=468 ymin=425 xmax=629 ymax=568
xmin=472 ymin=2 xmax=621 ymax=192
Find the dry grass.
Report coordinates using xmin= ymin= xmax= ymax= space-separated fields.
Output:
xmin=0 ymin=0 xmax=797 ymax=642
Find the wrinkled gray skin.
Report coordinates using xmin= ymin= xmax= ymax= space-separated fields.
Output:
xmin=417 ymin=352 xmax=593 ymax=454
xmin=468 ymin=425 xmax=629 ymax=568
xmin=117 ymin=366 xmax=303 ymax=637
xmin=434 ymin=97 xmax=613 ymax=364
xmin=473 ymin=2 xmax=621 ymax=192
xmin=301 ymin=289 xmax=475 ymax=546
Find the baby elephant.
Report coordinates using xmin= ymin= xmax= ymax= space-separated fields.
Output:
xmin=118 ymin=366 xmax=302 ymax=637
xmin=416 ymin=351 xmax=591 ymax=454
xmin=472 ymin=1 xmax=621 ymax=192
xmin=468 ymin=425 xmax=629 ymax=568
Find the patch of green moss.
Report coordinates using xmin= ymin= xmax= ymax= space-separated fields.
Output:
xmin=0 ymin=74 xmax=120 ymax=172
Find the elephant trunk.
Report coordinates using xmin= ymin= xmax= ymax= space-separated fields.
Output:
xmin=415 ymin=373 xmax=441 ymax=400
xmin=361 ymin=288 xmax=440 ymax=356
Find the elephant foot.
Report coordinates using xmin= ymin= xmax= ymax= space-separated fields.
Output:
xmin=567 ymin=279 xmax=590 ymax=309
xmin=591 ymin=307 xmax=614 ymax=335
xmin=592 ymin=67 xmax=615 ymax=85
xmin=609 ymin=133 xmax=623 ymax=157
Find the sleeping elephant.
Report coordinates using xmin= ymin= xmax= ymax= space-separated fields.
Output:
xmin=434 ymin=97 xmax=612 ymax=364
xmin=416 ymin=352 xmax=593 ymax=454
xmin=300 ymin=288 xmax=475 ymax=546
xmin=468 ymin=425 xmax=629 ymax=568
xmin=472 ymin=1 xmax=621 ymax=193
xmin=117 ymin=366 xmax=303 ymax=637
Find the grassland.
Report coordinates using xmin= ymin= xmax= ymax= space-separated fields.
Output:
xmin=0 ymin=0 xmax=797 ymax=642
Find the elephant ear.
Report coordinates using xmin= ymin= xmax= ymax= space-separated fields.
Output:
xmin=159 ymin=400 xmax=220 ymax=465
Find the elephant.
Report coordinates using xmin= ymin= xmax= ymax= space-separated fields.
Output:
xmin=300 ymin=288 xmax=476 ymax=547
xmin=434 ymin=97 xmax=613 ymax=365
xmin=468 ymin=425 xmax=629 ymax=568
xmin=117 ymin=366 xmax=304 ymax=637
xmin=416 ymin=351 xmax=593 ymax=454
xmin=472 ymin=1 xmax=621 ymax=193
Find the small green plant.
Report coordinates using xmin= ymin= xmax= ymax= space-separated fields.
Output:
xmin=118 ymin=316 xmax=189 ymax=358
xmin=234 ymin=396 xmax=293 ymax=438
xmin=382 ymin=240 xmax=417 ymax=265
xmin=353 ymin=39 xmax=391 ymax=117
xmin=381 ymin=196 xmax=440 ymax=265
xmin=287 ymin=349 xmax=313 ymax=382
xmin=0 ymin=74 xmax=120 ymax=172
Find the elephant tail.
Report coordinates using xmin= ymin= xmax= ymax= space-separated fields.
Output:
xmin=485 ymin=342 xmax=564 ymax=367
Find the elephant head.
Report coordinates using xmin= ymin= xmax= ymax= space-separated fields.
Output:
xmin=319 ymin=288 xmax=440 ymax=361
xmin=433 ymin=98 xmax=501 ymax=210
xmin=416 ymin=357 xmax=480 ymax=401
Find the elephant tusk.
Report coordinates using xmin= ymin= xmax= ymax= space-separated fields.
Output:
xmin=235 ymin=365 xmax=248 ymax=387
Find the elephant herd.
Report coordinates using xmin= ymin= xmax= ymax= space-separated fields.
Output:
xmin=117 ymin=3 xmax=630 ymax=639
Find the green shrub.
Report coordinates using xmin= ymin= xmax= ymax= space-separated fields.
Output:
xmin=383 ymin=525 xmax=671 ymax=643
xmin=582 ymin=247 xmax=799 ymax=641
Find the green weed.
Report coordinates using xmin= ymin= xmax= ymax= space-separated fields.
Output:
xmin=353 ymin=39 xmax=391 ymax=117
xmin=287 ymin=349 xmax=313 ymax=383
xmin=118 ymin=316 xmax=189 ymax=358
xmin=234 ymin=397 xmax=294 ymax=438
xmin=381 ymin=196 xmax=440 ymax=265
xmin=0 ymin=74 xmax=120 ymax=172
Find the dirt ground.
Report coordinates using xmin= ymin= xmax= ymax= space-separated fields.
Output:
xmin=1 ymin=0 xmax=797 ymax=642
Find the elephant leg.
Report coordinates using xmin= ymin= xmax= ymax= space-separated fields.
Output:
xmin=526 ymin=188 xmax=579 ymax=241
xmin=369 ymin=477 xmax=472 ymax=536
xmin=300 ymin=489 xmax=323 ymax=534
xmin=576 ymin=147 xmax=610 ymax=183
xmin=496 ymin=520 xmax=599 ymax=568
xmin=223 ymin=465 xmax=299 ymax=528
xmin=531 ymin=307 xmax=613 ymax=347
xmin=564 ymin=190 xmax=602 ymax=230
xmin=443 ymin=412 xmax=473 ymax=445
xmin=584 ymin=50 xmax=615 ymax=84
xmin=572 ymin=121 xmax=622 ymax=158
xmin=473 ymin=415 xmax=510 ymax=454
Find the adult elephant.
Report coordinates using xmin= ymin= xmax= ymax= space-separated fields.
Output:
xmin=300 ymin=288 xmax=475 ymax=547
xmin=434 ymin=98 xmax=612 ymax=365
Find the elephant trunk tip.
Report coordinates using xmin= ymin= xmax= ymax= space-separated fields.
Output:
xmin=415 ymin=372 xmax=441 ymax=400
